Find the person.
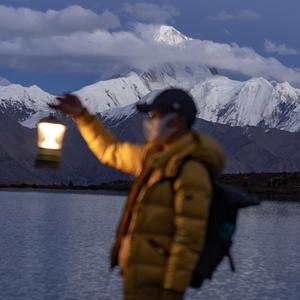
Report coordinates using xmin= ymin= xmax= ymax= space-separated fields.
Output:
xmin=51 ymin=88 xmax=225 ymax=300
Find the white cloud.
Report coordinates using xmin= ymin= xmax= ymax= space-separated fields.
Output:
xmin=0 ymin=5 xmax=120 ymax=37
xmin=210 ymin=9 xmax=261 ymax=21
xmin=0 ymin=5 xmax=300 ymax=87
xmin=264 ymin=39 xmax=298 ymax=55
xmin=122 ymin=2 xmax=180 ymax=23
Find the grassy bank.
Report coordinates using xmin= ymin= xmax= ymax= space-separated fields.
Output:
xmin=219 ymin=172 xmax=300 ymax=201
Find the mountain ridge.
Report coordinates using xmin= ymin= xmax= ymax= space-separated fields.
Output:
xmin=1 ymin=25 xmax=300 ymax=133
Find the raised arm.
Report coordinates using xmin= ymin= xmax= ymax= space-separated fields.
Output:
xmin=75 ymin=109 xmax=145 ymax=176
xmin=50 ymin=94 xmax=146 ymax=176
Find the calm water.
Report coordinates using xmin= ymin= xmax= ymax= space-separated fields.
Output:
xmin=0 ymin=191 xmax=299 ymax=300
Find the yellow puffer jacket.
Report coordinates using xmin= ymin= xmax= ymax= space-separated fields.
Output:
xmin=76 ymin=110 xmax=225 ymax=295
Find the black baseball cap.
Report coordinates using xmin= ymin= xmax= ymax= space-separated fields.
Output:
xmin=136 ymin=88 xmax=198 ymax=126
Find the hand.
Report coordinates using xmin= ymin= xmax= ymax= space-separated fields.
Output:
xmin=161 ymin=289 xmax=183 ymax=300
xmin=49 ymin=93 xmax=85 ymax=117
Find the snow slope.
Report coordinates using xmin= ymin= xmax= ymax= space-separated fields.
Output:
xmin=191 ymin=76 xmax=300 ymax=131
xmin=75 ymin=63 xmax=212 ymax=113
xmin=0 ymin=84 xmax=54 ymax=121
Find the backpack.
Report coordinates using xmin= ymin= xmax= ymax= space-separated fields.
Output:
xmin=175 ymin=159 xmax=260 ymax=289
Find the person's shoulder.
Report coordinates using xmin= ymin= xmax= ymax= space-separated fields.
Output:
xmin=191 ymin=131 xmax=225 ymax=175
xmin=195 ymin=132 xmax=223 ymax=153
xmin=176 ymin=159 xmax=211 ymax=188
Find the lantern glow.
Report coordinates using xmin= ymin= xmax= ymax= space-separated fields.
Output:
xmin=35 ymin=116 xmax=67 ymax=170
xmin=37 ymin=122 xmax=66 ymax=150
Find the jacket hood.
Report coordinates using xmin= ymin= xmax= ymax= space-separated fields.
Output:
xmin=151 ymin=131 xmax=225 ymax=176
xmin=190 ymin=132 xmax=225 ymax=175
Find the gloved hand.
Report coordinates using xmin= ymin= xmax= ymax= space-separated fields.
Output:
xmin=49 ymin=94 xmax=85 ymax=117
xmin=160 ymin=289 xmax=183 ymax=300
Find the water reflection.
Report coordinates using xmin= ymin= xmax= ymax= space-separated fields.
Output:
xmin=0 ymin=191 xmax=299 ymax=300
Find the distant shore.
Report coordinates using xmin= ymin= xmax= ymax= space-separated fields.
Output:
xmin=218 ymin=172 xmax=300 ymax=201
xmin=1 ymin=173 xmax=299 ymax=201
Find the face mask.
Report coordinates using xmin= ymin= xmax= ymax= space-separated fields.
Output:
xmin=143 ymin=113 xmax=178 ymax=144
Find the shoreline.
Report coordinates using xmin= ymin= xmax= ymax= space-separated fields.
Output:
xmin=1 ymin=172 xmax=299 ymax=201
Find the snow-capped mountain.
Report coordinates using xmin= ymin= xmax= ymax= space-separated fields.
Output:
xmin=0 ymin=84 xmax=54 ymax=122
xmin=0 ymin=77 xmax=11 ymax=86
xmin=75 ymin=63 xmax=213 ymax=113
xmin=1 ymin=25 xmax=300 ymax=133
xmin=0 ymin=84 xmax=53 ymax=110
xmin=191 ymin=76 xmax=300 ymax=132
xmin=153 ymin=25 xmax=192 ymax=45
xmin=99 ymin=74 xmax=300 ymax=133
xmin=135 ymin=24 xmax=192 ymax=45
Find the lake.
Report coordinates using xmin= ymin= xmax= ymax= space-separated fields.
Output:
xmin=0 ymin=191 xmax=299 ymax=300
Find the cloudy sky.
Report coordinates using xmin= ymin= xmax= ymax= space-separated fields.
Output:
xmin=0 ymin=0 xmax=299 ymax=94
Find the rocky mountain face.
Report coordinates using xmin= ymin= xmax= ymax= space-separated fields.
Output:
xmin=1 ymin=107 xmax=300 ymax=185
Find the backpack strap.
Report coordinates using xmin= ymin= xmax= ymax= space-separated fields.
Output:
xmin=227 ymin=250 xmax=236 ymax=272
xmin=172 ymin=156 xmax=215 ymax=189
xmin=172 ymin=156 xmax=193 ymax=181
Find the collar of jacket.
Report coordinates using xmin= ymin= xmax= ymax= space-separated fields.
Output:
xmin=147 ymin=131 xmax=199 ymax=179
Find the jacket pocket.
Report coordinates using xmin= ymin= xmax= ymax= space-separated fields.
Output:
xmin=148 ymin=239 xmax=170 ymax=257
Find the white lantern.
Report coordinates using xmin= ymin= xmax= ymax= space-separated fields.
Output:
xmin=35 ymin=116 xmax=67 ymax=169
